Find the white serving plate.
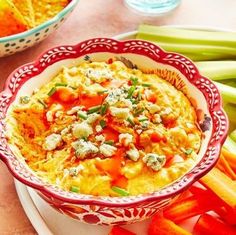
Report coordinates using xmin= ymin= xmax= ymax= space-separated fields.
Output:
xmin=14 ymin=26 xmax=232 ymax=235
xmin=15 ymin=180 xmax=150 ymax=235
xmin=15 ymin=180 xmax=197 ymax=235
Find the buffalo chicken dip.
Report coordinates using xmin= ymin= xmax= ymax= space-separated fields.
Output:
xmin=6 ymin=60 xmax=202 ymax=196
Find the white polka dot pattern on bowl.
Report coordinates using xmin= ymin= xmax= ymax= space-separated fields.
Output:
xmin=0 ymin=1 xmax=78 ymax=57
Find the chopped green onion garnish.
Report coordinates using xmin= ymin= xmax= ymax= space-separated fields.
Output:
xmin=100 ymin=120 xmax=107 ymax=128
xmin=20 ymin=96 xmax=30 ymax=104
xmin=111 ymin=186 xmax=129 ymax=196
xmin=141 ymin=83 xmax=152 ymax=87
xmin=100 ymin=103 xmax=109 ymax=115
xmin=98 ymin=90 xmax=108 ymax=94
xmin=134 ymin=107 xmax=144 ymax=116
xmin=131 ymin=98 xmax=139 ymax=104
xmin=127 ymin=86 xmax=136 ymax=99
xmin=48 ymin=87 xmax=56 ymax=96
xmin=127 ymin=117 xmax=135 ymax=126
xmin=55 ymin=83 xmax=67 ymax=87
xmin=77 ymin=112 xmax=87 ymax=120
xmin=77 ymin=137 xmax=88 ymax=145
xmin=138 ymin=117 xmax=149 ymax=122
xmin=70 ymin=186 xmax=79 ymax=193
xmin=104 ymin=140 xmax=114 ymax=145
xmin=69 ymin=86 xmax=77 ymax=90
xmin=87 ymin=105 xmax=101 ymax=114
xmin=185 ymin=149 xmax=193 ymax=155
xmin=137 ymin=91 xmax=142 ymax=100
xmin=37 ymin=99 xmax=47 ymax=108
xmin=130 ymin=77 xmax=138 ymax=86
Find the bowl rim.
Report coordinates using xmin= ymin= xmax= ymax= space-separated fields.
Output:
xmin=0 ymin=38 xmax=228 ymax=207
xmin=0 ymin=0 xmax=80 ymax=43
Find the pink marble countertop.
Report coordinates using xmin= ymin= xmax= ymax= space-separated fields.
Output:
xmin=1 ymin=0 xmax=236 ymax=233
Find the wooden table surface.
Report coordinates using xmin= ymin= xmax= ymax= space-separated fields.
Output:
xmin=0 ymin=0 xmax=236 ymax=234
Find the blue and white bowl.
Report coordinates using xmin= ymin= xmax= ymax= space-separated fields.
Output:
xmin=0 ymin=0 xmax=79 ymax=57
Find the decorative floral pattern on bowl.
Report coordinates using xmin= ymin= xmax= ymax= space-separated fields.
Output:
xmin=0 ymin=0 xmax=79 ymax=57
xmin=0 ymin=38 xmax=228 ymax=225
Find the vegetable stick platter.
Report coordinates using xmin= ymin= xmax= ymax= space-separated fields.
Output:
xmin=14 ymin=26 xmax=236 ymax=235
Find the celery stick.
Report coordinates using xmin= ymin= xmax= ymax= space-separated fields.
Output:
xmin=137 ymin=24 xmax=236 ymax=47
xmin=137 ymin=37 xmax=236 ymax=56
xmin=218 ymin=79 xmax=236 ymax=88
xmin=214 ymin=82 xmax=236 ymax=104
xmin=230 ymin=129 xmax=236 ymax=143
xmin=137 ymin=38 xmax=231 ymax=60
xmin=137 ymin=25 xmax=236 ymax=60
xmin=223 ymin=103 xmax=236 ymax=133
xmin=224 ymin=103 xmax=236 ymax=124
xmin=196 ymin=61 xmax=236 ymax=80
xmin=180 ymin=53 xmax=230 ymax=61
xmin=223 ymin=136 xmax=236 ymax=153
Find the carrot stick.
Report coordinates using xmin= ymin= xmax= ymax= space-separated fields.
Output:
xmin=199 ymin=167 xmax=236 ymax=209
xmin=188 ymin=184 xmax=206 ymax=195
xmin=216 ymin=163 xmax=228 ymax=175
xmin=214 ymin=206 xmax=236 ymax=225
xmin=221 ymin=148 xmax=236 ymax=171
xmin=193 ymin=213 xmax=236 ymax=235
xmin=148 ymin=215 xmax=191 ymax=235
xmin=109 ymin=226 xmax=136 ymax=235
xmin=190 ymin=182 xmax=236 ymax=224
xmin=188 ymin=184 xmax=226 ymax=205
xmin=163 ymin=192 xmax=222 ymax=223
xmin=217 ymin=154 xmax=236 ymax=180
xmin=175 ymin=189 xmax=192 ymax=202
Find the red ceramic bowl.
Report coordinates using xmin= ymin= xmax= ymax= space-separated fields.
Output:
xmin=0 ymin=38 xmax=228 ymax=225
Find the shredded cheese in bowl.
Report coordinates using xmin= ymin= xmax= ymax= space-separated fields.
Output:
xmin=6 ymin=60 xmax=202 ymax=197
